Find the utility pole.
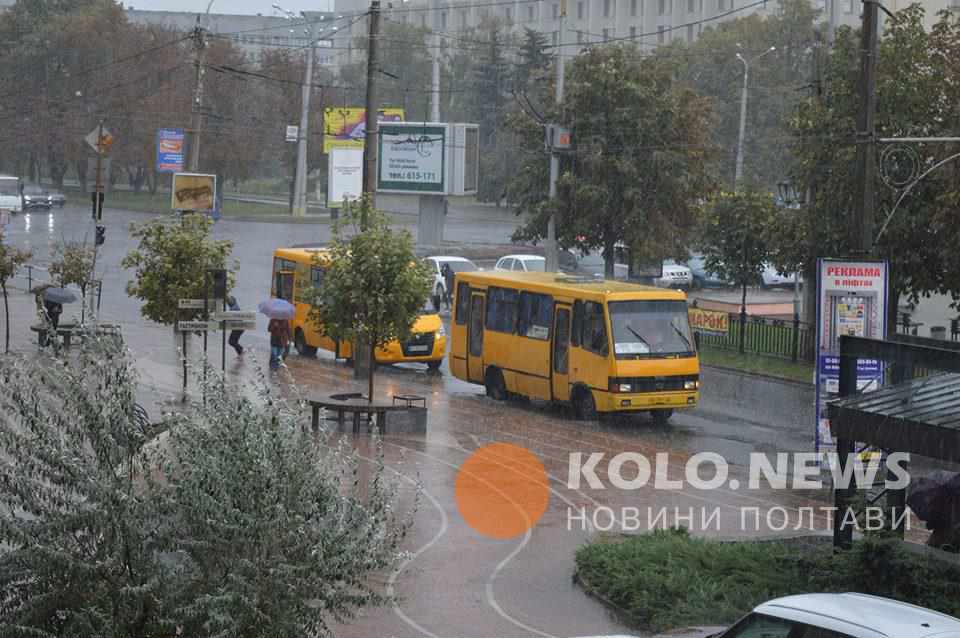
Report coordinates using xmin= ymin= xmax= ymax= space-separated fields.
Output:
xmin=188 ymin=17 xmax=207 ymax=172
xmin=852 ymin=0 xmax=879 ymax=255
xmin=545 ymin=0 xmax=566 ymax=273
xmin=734 ymin=60 xmax=749 ymax=188
xmin=431 ymin=31 xmax=441 ymax=122
xmin=361 ymin=0 xmax=382 ymax=218
xmin=293 ymin=16 xmax=316 ymax=217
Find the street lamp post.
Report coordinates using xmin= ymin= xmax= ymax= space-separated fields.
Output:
xmin=734 ymin=46 xmax=775 ymax=188
xmin=778 ymin=180 xmax=803 ymax=362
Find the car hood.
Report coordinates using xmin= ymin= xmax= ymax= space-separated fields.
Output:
xmin=413 ymin=314 xmax=442 ymax=333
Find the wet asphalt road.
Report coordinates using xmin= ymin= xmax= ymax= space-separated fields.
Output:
xmin=3 ymin=204 xmax=835 ymax=638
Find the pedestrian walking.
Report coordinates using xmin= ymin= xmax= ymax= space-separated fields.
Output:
xmin=268 ymin=317 xmax=291 ymax=370
xmin=226 ymin=295 xmax=244 ymax=356
xmin=441 ymin=262 xmax=455 ymax=309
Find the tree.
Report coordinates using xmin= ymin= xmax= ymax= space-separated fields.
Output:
xmin=122 ymin=214 xmax=234 ymax=326
xmin=311 ymin=197 xmax=432 ymax=401
xmin=513 ymin=45 xmax=716 ymax=276
xmin=0 ymin=336 xmax=413 ymax=637
xmin=0 ymin=234 xmax=31 ymax=353
xmin=697 ymin=190 xmax=776 ymax=352
xmin=779 ymin=7 xmax=960 ymax=330
xmin=49 ymin=239 xmax=96 ymax=320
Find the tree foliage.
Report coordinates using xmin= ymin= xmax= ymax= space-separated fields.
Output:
xmin=0 ymin=336 xmax=413 ymax=637
xmin=311 ymin=197 xmax=432 ymax=399
xmin=49 ymin=240 xmax=96 ymax=295
xmin=698 ymin=189 xmax=777 ymax=289
xmin=122 ymin=214 xmax=234 ymax=325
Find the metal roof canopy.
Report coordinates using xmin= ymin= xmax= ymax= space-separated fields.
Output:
xmin=828 ymin=334 xmax=960 ymax=548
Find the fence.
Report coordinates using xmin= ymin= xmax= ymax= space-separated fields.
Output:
xmin=693 ymin=312 xmax=815 ymax=363
xmin=7 ymin=263 xmax=103 ymax=314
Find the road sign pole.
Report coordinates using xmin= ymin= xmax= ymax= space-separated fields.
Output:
xmin=221 ymin=297 xmax=226 ymax=374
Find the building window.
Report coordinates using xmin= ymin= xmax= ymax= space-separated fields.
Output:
xmin=602 ymin=27 xmax=610 ymax=40
xmin=420 ymin=13 xmax=426 ymax=26
xmin=844 ymin=0 xmax=853 ymax=12
xmin=630 ymin=0 xmax=638 ymax=14
xmin=629 ymin=25 xmax=637 ymax=38
xmin=718 ymin=0 xmax=726 ymax=10
xmin=687 ymin=23 xmax=694 ymax=39
xmin=552 ymin=31 xmax=559 ymax=45
xmin=553 ymin=2 xmax=560 ymax=17
xmin=578 ymin=1 xmax=585 ymax=18
xmin=528 ymin=5 xmax=535 ymax=20
xmin=461 ymin=10 xmax=468 ymax=27
xmin=604 ymin=0 xmax=612 ymax=16
xmin=658 ymin=25 xmax=666 ymax=42
xmin=577 ymin=29 xmax=584 ymax=42
xmin=506 ymin=6 xmax=512 ymax=20
xmin=688 ymin=0 xmax=696 ymax=10
xmin=441 ymin=10 xmax=447 ymax=28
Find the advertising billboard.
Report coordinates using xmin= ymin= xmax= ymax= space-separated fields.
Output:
xmin=172 ymin=173 xmax=216 ymax=213
xmin=327 ymin=148 xmax=363 ymax=208
xmin=322 ymin=107 xmax=404 ymax=153
xmin=156 ymin=128 xmax=185 ymax=173
xmin=377 ymin=124 xmax=446 ymax=194
xmin=688 ymin=308 xmax=729 ymax=336
xmin=814 ymin=259 xmax=888 ymax=458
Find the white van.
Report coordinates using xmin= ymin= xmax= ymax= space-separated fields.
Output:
xmin=0 ymin=175 xmax=22 ymax=214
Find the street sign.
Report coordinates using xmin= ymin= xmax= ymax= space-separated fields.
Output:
xmin=222 ymin=320 xmax=258 ymax=330
xmin=285 ymin=125 xmax=299 ymax=143
xmin=176 ymin=320 xmax=220 ymax=332
xmin=178 ymin=298 xmax=223 ymax=309
xmin=212 ymin=310 xmax=256 ymax=322
xmin=85 ymin=127 xmax=114 ymax=154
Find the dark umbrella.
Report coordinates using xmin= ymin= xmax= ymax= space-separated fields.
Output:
xmin=42 ymin=287 xmax=78 ymax=304
xmin=907 ymin=470 xmax=960 ymax=525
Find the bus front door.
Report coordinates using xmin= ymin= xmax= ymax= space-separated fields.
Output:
xmin=552 ymin=305 xmax=571 ymax=401
xmin=467 ymin=293 xmax=485 ymax=384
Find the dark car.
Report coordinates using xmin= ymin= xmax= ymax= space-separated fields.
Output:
xmin=686 ymin=253 xmax=730 ymax=289
xmin=21 ymin=184 xmax=51 ymax=210
xmin=46 ymin=189 xmax=66 ymax=207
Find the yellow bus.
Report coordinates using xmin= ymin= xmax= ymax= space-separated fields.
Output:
xmin=449 ymin=271 xmax=699 ymax=422
xmin=271 ymin=247 xmax=446 ymax=369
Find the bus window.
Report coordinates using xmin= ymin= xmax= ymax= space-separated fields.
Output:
xmin=485 ymin=287 xmax=519 ymax=333
xmin=518 ymin=291 xmax=553 ymax=340
xmin=275 ymin=271 xmax=294 ymax=302
xmin=311 ymin=266 xmax=324 ymax=289
xmin=583 ymin=301 xmax=608 ymax=356
xmin=455 ymin=282 xmax=470 ymax=325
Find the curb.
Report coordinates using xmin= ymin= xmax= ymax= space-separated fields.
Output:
xmin=573 ymin=568 xmax=648 ymax=630
xmin=701 ymin=362 xmax=813 ymax=389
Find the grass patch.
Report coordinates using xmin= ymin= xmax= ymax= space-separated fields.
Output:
xmin=575 ymin=529 xmax=960 ymax=633
xmin=699 ymin=346 xmax=814 ymax=384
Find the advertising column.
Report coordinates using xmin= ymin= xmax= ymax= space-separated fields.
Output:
xmin=814 ymin=259 xmax=888 ymax=460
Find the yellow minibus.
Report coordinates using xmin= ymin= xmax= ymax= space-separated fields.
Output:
xmin=449 ymin=271 xmax=699 ymax=422
xmin=271 ymin=247 xmax=446 ymax=369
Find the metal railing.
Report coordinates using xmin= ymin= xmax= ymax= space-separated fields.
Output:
xmin=693 ymin=312 xmax=815 ymax=362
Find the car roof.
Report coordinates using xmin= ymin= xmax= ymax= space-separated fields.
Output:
xmin=428 ymin=256 xmax=473 ymax=262
xmin=755 ymin=594 xmax=960 ymax=638
xmin=499 ymin=254 xmax=545 ymax=261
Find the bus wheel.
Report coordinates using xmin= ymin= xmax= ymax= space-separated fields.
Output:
xmin=651 ymin=409 xmax=673 ymax=426
xmin=294 ymin=329 xmax=317 ymax=357
xmin=427 ymin=360 xmax=442 ymax=372
xmin=485 ymin=368 xmax=507 ymax=401
xmin=573 ymin=387 xmax=597 ymax=421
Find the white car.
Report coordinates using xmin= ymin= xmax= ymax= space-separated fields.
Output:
xmin=494 ymin=254 xmax=546 ymax=273
xmin=761 ymin=264 xmax=798 ymax=288
xmin=716 ymin=593 xmax=960 ymax=638
xmin=656 ymin=260 xmax=693 ymax=289
xmin=424 ymin=256 xmax=479 ymax=300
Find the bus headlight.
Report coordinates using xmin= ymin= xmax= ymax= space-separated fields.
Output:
xmin=609 ymin=380 xmax=632 ymax=393
xmin=684 ymin=380 xmax=699 ymax=390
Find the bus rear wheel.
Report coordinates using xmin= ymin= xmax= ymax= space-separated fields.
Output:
xmin=573 ymin=388 xmax=597 ymax=421
xmin=485 ymin=368 xmax=507 ymax=401
xmin=651 ymin=409 xmax=673 ymax=426
xmin=294 ymin=329 xmax=317 ymax=357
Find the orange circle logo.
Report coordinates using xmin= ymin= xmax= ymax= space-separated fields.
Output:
xmin=454 ymin=443 xmax=550 ymax=540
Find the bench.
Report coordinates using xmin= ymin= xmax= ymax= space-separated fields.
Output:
xmin=30 ymin=322 xmax=122 ymax=348
xmin=308 ymin=393 xmax=426 ymax=434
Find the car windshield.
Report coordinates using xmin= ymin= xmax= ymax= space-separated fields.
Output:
xmin=0 ymin=181 xmax=18 ymax=197
xmin=24 ymin=186 xmax=44 ymax=195
xmin=608 ymin=299 xmax=695 ymax=359
xmin=523 ymin=259 xmax=546 ymax=272
xmin=445 ymin=261 xmax=477 ymax=273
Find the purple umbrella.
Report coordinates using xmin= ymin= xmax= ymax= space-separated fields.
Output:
xmin=258 ymin=298 xmax=296 ymax=320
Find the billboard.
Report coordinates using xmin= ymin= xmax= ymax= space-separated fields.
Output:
xmin=172 ymin=173 xmax=216 ymax=212
xmin=377 ymin=124 xmax=446 ymax=194
xmin=322 ymin=107 xmax=404 ymax=152
xmin=814 ymin=259 xmax=888 ymax=458
xmin=156 ymin=128 xmax=185 ymax=173
xmin=688 ymin=308 xmax=729 ymax=336
xmin=327 ymin=148 xmax=363 ymax=208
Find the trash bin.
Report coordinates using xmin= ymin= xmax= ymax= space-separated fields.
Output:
xmin=931 ymin=325 xmax=947 ymax=340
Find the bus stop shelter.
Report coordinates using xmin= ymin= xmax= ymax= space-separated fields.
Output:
xmin=827 ymin=334 xmax=960 ymax=548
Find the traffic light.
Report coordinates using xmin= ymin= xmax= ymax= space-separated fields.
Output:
xmin=95 ymin=225 xmax=105 ymax=246
xmin=91 ymin=191 xmax=104 ymax=221
xmin=208 ymin=268 xmax=227 ymax=300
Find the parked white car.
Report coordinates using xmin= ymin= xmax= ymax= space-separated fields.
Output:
xmin=715 ymin=593 xmax=960 ymax=638
xmin=656 ymin=260 xmax=693 ymax=289
xmin=494 ymin=254 xmax=546 ymax=272
xmin=761 ymin=263 xmax=798 ymax=288
xmin=423 ymin=256 xmax=479 ymax=300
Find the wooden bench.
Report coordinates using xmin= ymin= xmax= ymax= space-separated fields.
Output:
xmin=308 ymin=394 xmax=410 ymax=434
xmin=30 ymin=322 xmax=122 ymax=348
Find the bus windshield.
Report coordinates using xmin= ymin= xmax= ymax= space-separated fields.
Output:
xmin=0 ymin=179 xmax=19 ymax=197
xmin=608 ymin=299 xmax=694 ymax=359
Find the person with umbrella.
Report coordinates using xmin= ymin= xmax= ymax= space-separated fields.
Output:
xmin=259 ymin=298 xmax=295 ymax=370
xmin=36 ymin=286 xmax=76 ymax=346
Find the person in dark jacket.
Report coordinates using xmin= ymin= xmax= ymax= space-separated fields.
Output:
xmin=268 ymin=318 xmax=291 ymax=370
xmin=226 ymin=295 xmax=244 ymax=355
xmin=441 ymin=262 xmax=455 ymax=309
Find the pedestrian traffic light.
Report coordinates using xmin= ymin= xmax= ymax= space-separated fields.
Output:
xmin=95 ymin=225 xmax=105 ymax=246
xmin=208 ymin=268 xmax=227 ymax=300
